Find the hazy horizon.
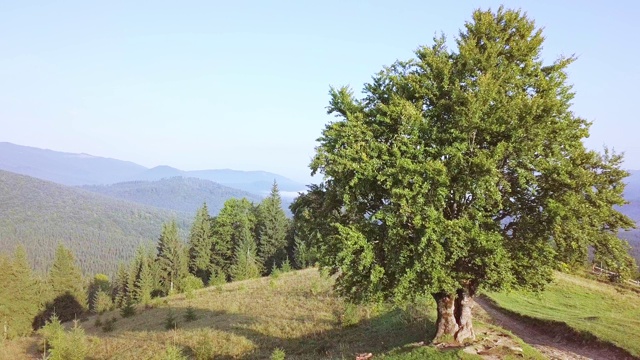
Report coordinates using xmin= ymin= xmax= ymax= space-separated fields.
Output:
xmin=2 ymin=1 xmax=639 ymax=183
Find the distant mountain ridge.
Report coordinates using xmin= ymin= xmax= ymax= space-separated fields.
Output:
xmin=0 ymin=142 xmax=305 ymax=195
xmin=0 ymin=142 xmax=146 ymax=186
xmin=80 ymin=177 xmax=262 ymax=215
xmin=0 ymin=170 xmax=190 ymax=274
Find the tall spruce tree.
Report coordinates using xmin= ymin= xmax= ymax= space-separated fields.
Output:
xmin=48 ymin=244 xmax=86 ymax=308
xmin=0 ymin=247 xmax=42 ymax=338
xmin=309 ymin=7 xmax=636 ymax=343
xmin=256 ymin=181 xmax=289 ymax=272
xmin=211 ymin=198 xmax=257 ymax=279
xmin=230 ymin=231 xmax=261 ymax=281
xmin=188 ymin=203 xmax=213 ymax=283
xmin=112 ymin=263 xmax=129 ymax=308
xmin=156 ymin=220 xmax=188 ymax=294
xmin=136 ymin=253 xmax=154 ymax=306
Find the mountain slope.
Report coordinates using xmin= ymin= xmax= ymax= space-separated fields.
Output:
xmin=136 ymin=166 xmax=305 ymax=195
xmin=0 ymin=142 xmax=306 ymax=196
xmin=80 ymin=177 xmax=262 ymax=214
xmin=0 ymin=170 xmax=190 ymax=274
xmin=0 ymin=142 xmax=146 ymax=185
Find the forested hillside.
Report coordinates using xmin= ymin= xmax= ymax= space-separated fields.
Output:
xmin=80 ymin=177 xmax=262 ymax=215
xmin=0 ymin=170 xmax=190 ymax=274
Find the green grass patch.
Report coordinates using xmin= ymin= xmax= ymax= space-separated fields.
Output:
xmin=487 ymin=271 xmax=640 ymax=357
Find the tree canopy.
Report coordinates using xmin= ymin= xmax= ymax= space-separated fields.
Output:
xmin=309 ymin=7 xmax=635 ymax=342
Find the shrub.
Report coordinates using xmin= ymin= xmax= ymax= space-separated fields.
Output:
xmin=184 ymin=305 xmax=197 ymax=322
xmin=120 ymin=301 xmax=136 ymax=318
xmin=157 ymin=345 xmax=188 ymax=360
xmin=271 ymin=347 xmax=286 ymax=360
xmin=193 ymin=333 xmax=215 ymax=360
xmin=164 ymin=310 xmax=178 ymax=330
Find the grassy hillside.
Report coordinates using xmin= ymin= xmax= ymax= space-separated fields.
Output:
xmin=0 ymin=170 xmax=190 ymax=274
xmin=487 ymin=271 xmax=640 ymax=357
xmin=2 ymin=269 xmax=545 ymax=359
xmin=81 ymin=177 xmax=262 ymax=215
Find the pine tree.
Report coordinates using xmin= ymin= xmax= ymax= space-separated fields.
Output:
xmin=157 ymin=221 xmax=188 ymax=295
xmin=256 ymin=181 xmax=289 ymax=273
xmin=230 ymin=230 xmax=261 ymax=281
xmin=188 ymin=203 xmax=213 ymax=283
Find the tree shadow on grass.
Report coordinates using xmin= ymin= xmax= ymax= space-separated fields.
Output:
xmin=32 ymin=292 xmax=85 ymax=330
xmin=85 ymin=304 xmax=437 ymax=359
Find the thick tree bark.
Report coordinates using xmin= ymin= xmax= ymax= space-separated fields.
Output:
xmin=432 ymin=292 xmax=459 ymax=341
xmin=454 ymin=288 xmax=475 ymax=343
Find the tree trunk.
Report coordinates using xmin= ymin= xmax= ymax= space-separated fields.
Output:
xmin=453 ymin=289 xmax=475 ymax=343
xmin=432 ymin=292 xmax=459 ymax=341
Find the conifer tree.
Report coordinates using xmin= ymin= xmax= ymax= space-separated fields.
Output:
xmin=136 ymin=254 xmax=154 ymax=306
xmin=231 ymin=230 xmax=261 ymax=281
xmin=211 ymin=198 xmax=257 ymax=279
xmin=48 ymin=245 xmax=87 ymax=310
xmin=188 ymin=203 xmax=213 ymax=283
xmin=156 ymin=220 xmax=188 ymax=294
xmin=0 ymin=247 xmax=42 ymax=338
xmin=256 ymin=181 xmax=289 ymax=273
xmin=113 ymin=263 xmax=129 ymax=308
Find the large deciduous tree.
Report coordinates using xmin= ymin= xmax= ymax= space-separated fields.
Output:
xmin=310 ymin=7 xmax=635 ymax=343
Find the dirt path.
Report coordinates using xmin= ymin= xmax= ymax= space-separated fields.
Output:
xmin=475 ymin=297 xmax=635 ymax=360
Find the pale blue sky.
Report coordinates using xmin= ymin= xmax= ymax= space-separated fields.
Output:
xmin=1 ymin=1 xmax=638 ymax=183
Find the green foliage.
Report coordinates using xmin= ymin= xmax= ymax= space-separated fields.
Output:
xmin=184 ymin=305 xmax=197 ymax=322
xmin=231 ymin=232 xmax=262 ymax=281
xmin=120 ymin=301 xmax=136 ymax=318
xmin=39 ymin=317 xmax=89 ymax=360
xmin=193 ymin=332 xmax=215 ymax=360
xmin=308 ymin=7 xmax=635 ymax=310
xmin=93 ymin=290 xmax=113 ymax=314
xmin=281 ymin=256 xmax=292 ymax=273
xmin=38 ymin=313 xmax=64 ymax=353
xmin=48 ymin=244 xmax=87 ymax=309
xmin=88 ymin=274 xmax=111 ymax=313
xmin=156 ymin=345 xmax=188 ymax=360
xmin=157 ymin=221 xmax=189 ymax=295
xmin=270 ymin=347 xmax=286 ymax=360
xmin=164 ymin=310 xmax=178 ymax=330
xmin=0 ymin=247 xmax=42 ymax=339
xmin=211 ymin=198 xmax=257 ymax=279
xmin=207 ymin=266 xmax=226 ymax=286
xmin=256 ymin=181 xmax=289 ymax=272
xmin=183 ymin=274 xmax=204 ymax=299
xmin=189 ymin=203 xmax=214 ymax=283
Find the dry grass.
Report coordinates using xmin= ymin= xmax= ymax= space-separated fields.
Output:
xmin=3 ymin=269 xmax=546 ymax=359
